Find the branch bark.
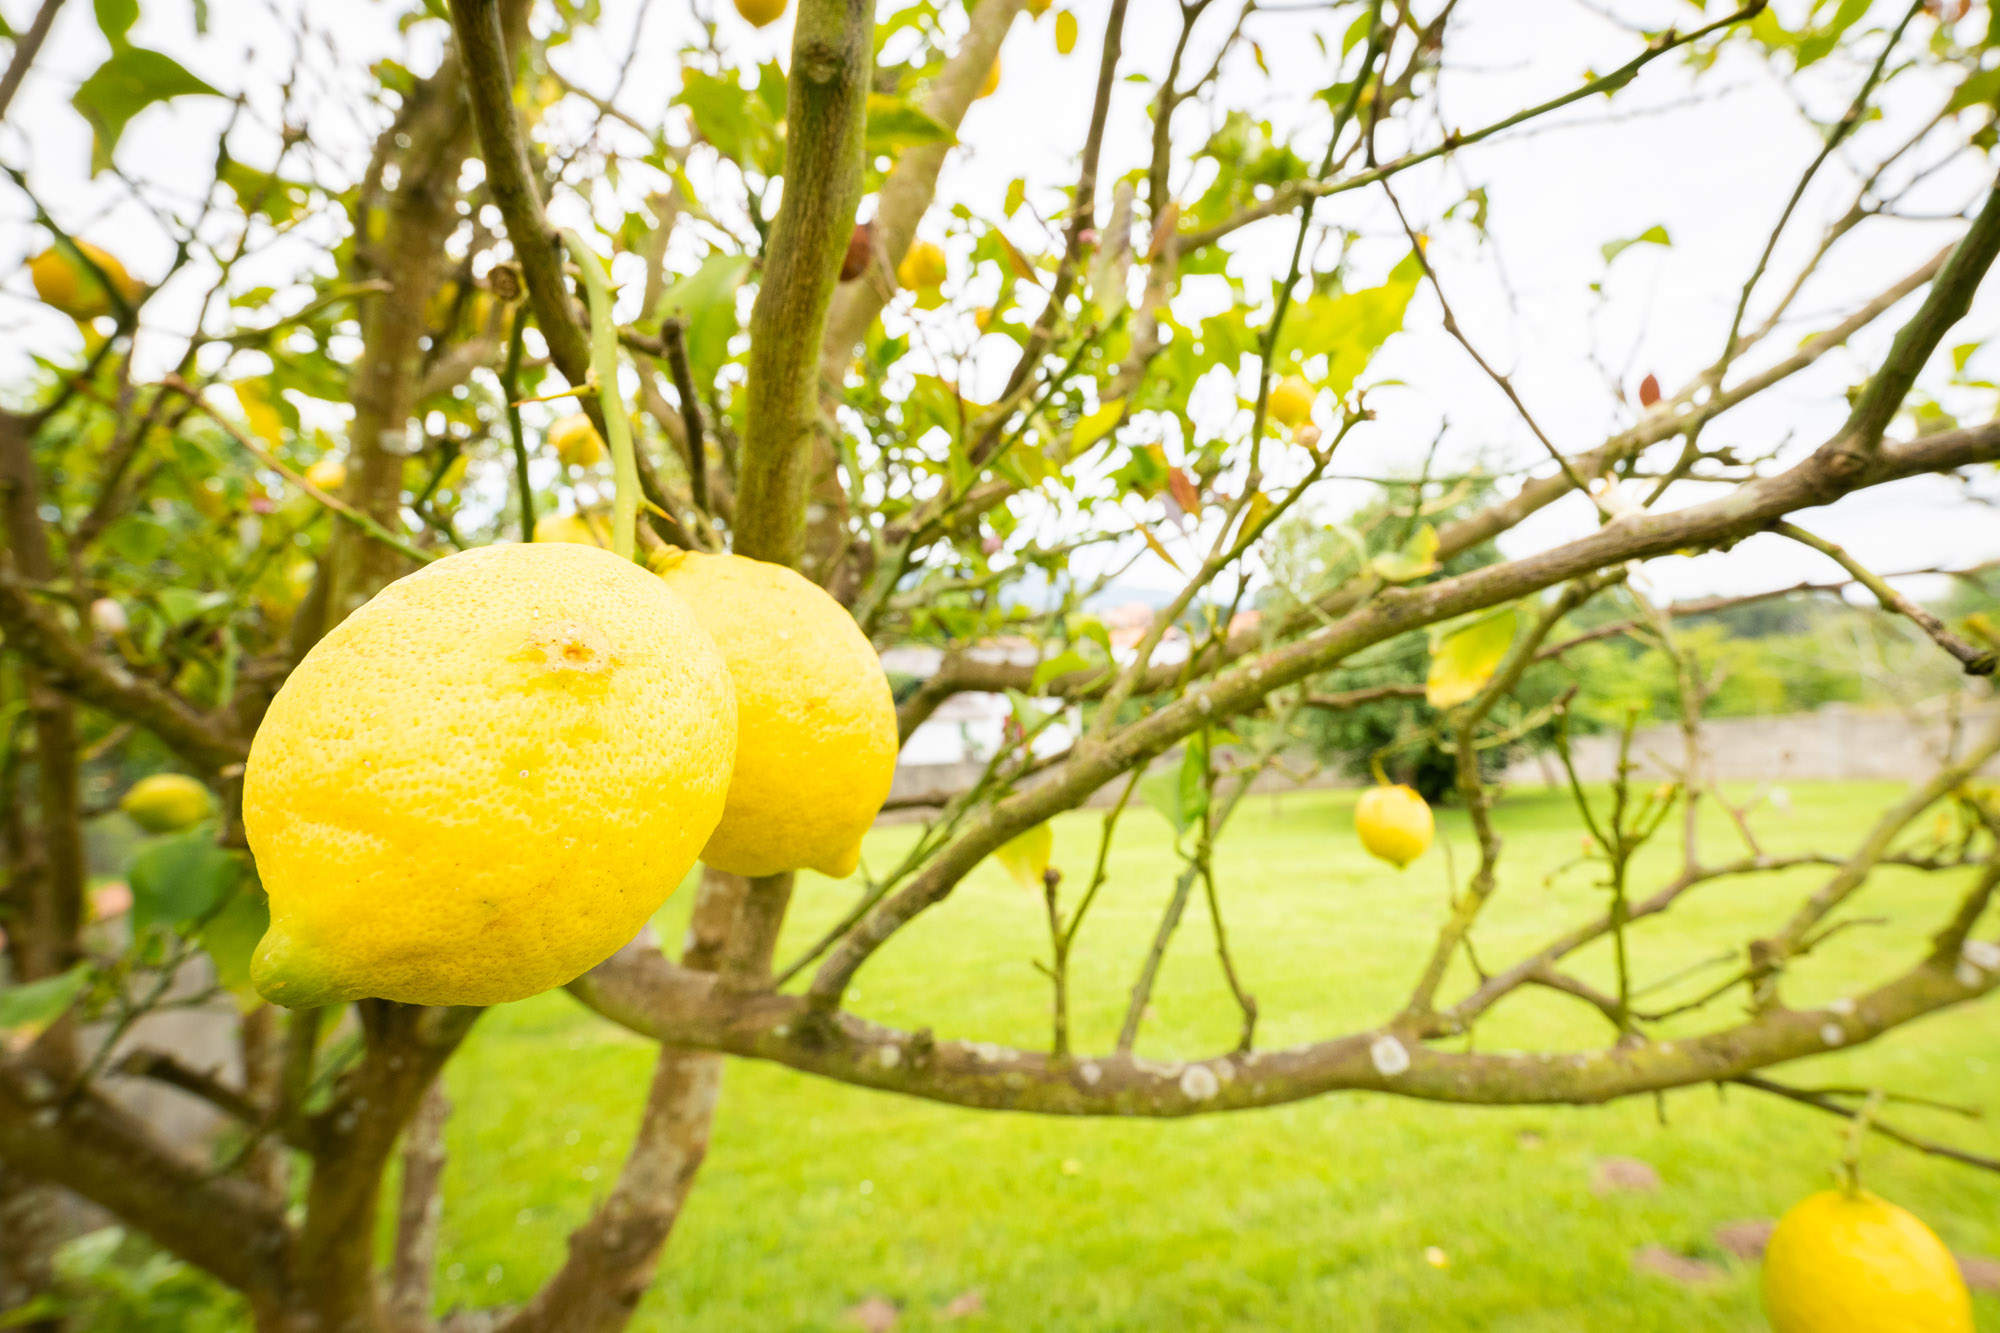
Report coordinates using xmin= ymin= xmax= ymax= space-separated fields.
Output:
xmin=736 ymin=0 xmax=873 ymax=567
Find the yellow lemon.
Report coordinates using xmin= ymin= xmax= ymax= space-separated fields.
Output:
xmin=305 ymin=457 xmax=347 ymax=493
xmin=1355 ymin=784 xmax=1432 ymax=868
xmin=897 ymin=240 xmax=948 ymax=292
xmin=1268 ymin=375 xmax=1315 ymax=429
xmin=977 ymin=57 xmax=1001 ymax=99
xmin=29 ymin=241 xmax=142 ymax=320
xmin=1763 ymin=1189 xmax=1973 ymax=1333
xmin=651 ymin=549 xmax=897 ymax=879
xmin=120 ymin=774 xmax=214 ymax=834
xmin=548 ymin=413 xmax=606 ymax=468
xmin=734 ymin=0 xmax=787 ymax=26
xmin=243 ymin=543 xmax=737 ymax=1007
xmin=534 ymin=512 xmax=609 ymax=546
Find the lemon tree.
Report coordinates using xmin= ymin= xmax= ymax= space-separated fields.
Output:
xmin=1 ymin=0 xmax=1997 ymax=1329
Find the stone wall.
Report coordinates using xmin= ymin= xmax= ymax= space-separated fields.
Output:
xmin=1501 ymin=703 xmax=2000 ymax=786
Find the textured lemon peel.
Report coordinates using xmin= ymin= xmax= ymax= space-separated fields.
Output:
xmin=244 ymin=543 xmax=737 ymax=1008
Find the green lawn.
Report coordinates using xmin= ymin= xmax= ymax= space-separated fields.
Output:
xmin=433 ymin=781 xmax=2000 ymax=1331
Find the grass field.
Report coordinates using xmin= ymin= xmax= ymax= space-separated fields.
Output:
xmin=428 ymin=781 xmax=1999 ymax=1331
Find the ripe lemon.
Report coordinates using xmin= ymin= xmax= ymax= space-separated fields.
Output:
xmin=898 ymin=240 xmax=948 ymax=292
xmin=1268 ymin=375 xmax=1315 ymax=429
xmin=1763 ymin=1189 xmax=1973 ymax=1333
xmin=305 ymin=456 xmax=347 ymax=492
xmin=734 ymin=0 xmax=787 ymax=26
xmin=120 ymin=774 xmax=214 ymax=834
xmin=29 ymin=241 xmax=142 ymax=320
xmin=977 ymin=57 xmax=1001 ymax=99
xmin=534 ymin=512 xmax=609 ymax=546
xmin=548 ymin=413 xmax=606 ymax=468
xmin=651 ymin=549 xmax=897 ymax=878
xmin=244 ymin=543 xmax=737 ymax=1007
xmin=1355 ymin=784 xmax=1433 ymax=868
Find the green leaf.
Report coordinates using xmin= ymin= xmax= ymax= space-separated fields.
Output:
xmin=1142 ymin=732 xmax=1210 ymax=837
xmin=1071 ymin=398 xmax=1126 ymax=455
xmin=865 ymin=93 xmax=956 ymax=153
xmin=1948 ymin=67 xmax=2000 ymax=114
xmin=128 ymin=830 xmax=240 ymax=933
xmin=1031 ymin=648 xmax=1098 ymax=692
xmin=1273 ymin=252 xmax=1420 ymax=395
xmin=199 ymin=884 xmax=270 ymax=994
xmin=93 ymin=0 xmax=139 ymax=47
xmin=0 ymin=966 xmax=90 ymax=1032
xmin=1371 ymin=523 xmax=1439 ymax=583
xmin=155 ymin=586 xmax=226 ymax=627
xmin=72 ymin=46 xmax=221 ymax=174
xmin=678 ymin=67 xmax=777 ymax=171
xmin=1601 ymin=225 xmax=1672 ymax=266
xmin=1795 ymin=0 xmax=1870 ymax=69
xmin=1425 ymin=606 xmax=1519 ymax=710
xmin=652 ymin=253 xmax=752 ymax=385
xmin=993 ymin=823 xmax=1054 ymax=891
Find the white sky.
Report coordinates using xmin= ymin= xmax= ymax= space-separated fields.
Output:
xmin=2 ymin=0 xmax=1995 ymax=606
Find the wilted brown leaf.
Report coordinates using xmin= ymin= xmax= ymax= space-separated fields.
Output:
xmin=1714 ymin=1218 xmax=1774 ymax=1261
xmin=845 ymin=1296 xmax=899 ymax=1332
xmin=1592 ymin=1156 xmax=1660 ymax=1194
xmin=1633 ymin=1245 xmax=1724 ymax=1286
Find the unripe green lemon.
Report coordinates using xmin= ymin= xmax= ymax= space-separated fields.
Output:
xmin=244 ymin=543 xmax=737 ymax=1007
xmin=652 ymin=549 xmax=897 ymax=879
xmin=1355 ymin=784 xmax=1432 ymax=869
xmin=120 ymin=774 xmax=214 ymax=834
xmin=1763 ymin=1189 xmax=1972 ymax=1333
xmin=734 ymin=0 xmax=787 ymax=27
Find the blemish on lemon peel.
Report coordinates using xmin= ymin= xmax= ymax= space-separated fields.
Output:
xmin=514 ymin=619 xmax=617 ymax=675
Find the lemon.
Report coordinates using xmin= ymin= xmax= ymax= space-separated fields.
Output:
xmin=1355 ymin=784 xmax=1433 ymax=868
xmin=651 ymin=549 xmax=897 ymax=879
xmin=534 ymin=512 xmax=609 ymax=546
xmin=305 ymin=457 xmax=347 ymax=492
xmin=898 ymin=241 xmax=948 ymax=292
xmin=243 ymin=542 xmax=737 ymax=1007
xmin=120 ymin=774 xmax=214 ymax=834
xmin=548 ymin=413 xmax=606 ymax=468
xmin=1763 ymin=1189 xmax=1973 ymax=1333
xmin=977 ymin=57 xmax=1001 ymax=99
xmin=29 ymin=241 xmax=142 ymax=320
xmin=1268 ymin=375 xmax=1315 ymax=429
xmin=734 ymin=0 xmax=787 ymax=26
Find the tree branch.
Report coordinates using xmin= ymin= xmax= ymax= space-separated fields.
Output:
xmin=1773 ymin=521 xmax=1995 ymax=674
xmin=735 ymin=0 xmax=873 ymax=567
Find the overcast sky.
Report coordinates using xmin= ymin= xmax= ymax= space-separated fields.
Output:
xmin=3 ymin=0 xmax=1995 ymax=605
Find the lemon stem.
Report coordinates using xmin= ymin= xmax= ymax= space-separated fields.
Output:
xmin=1837 ymin=1088 xmax=1886 ymax=1196
xmin=1369 ymin=752 xmax=1391 ymax=787
xmin=562 ymin=231 xmax=638 ymax=561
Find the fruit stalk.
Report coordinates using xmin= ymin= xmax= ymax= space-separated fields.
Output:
xmin=564 ymin=231 xmax=640 ymax=561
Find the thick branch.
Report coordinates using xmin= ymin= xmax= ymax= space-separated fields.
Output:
xmin=571 ymin=924 xmax=1999 ymax=1117
xmin=736 ymin=0 xmax=872 ymax=567
xmin=0 ymin=1055 xmax=291 ymax=1299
